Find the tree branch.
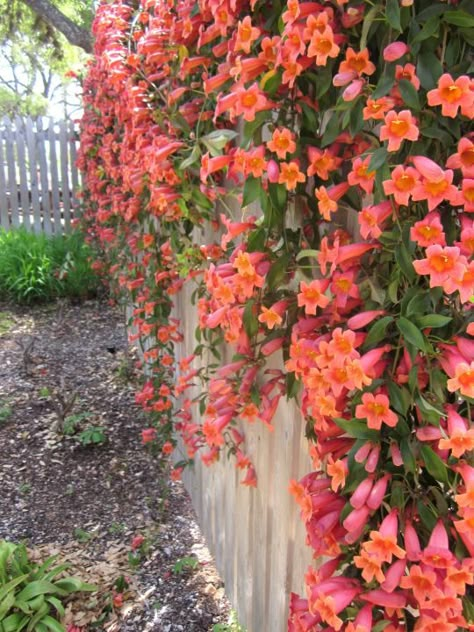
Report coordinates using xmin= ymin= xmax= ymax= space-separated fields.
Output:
xmin=21 ymin=0 xmax=93 ymax=53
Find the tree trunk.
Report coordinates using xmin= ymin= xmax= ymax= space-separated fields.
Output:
xmin=21 ymin=0 xmax=93 ymax=53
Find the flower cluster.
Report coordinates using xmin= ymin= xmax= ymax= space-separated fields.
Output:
xmin=78 ymin=0 xmax=473 ymax=629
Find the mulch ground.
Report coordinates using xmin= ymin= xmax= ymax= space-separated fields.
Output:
xmin=0 ymin=299 xmax=232 ymax=631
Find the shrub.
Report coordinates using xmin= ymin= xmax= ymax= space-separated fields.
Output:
xmin=0 ymin=540 xmax=96 ymax=632
xmin=0 ymin=229 xmax=101 ymax=304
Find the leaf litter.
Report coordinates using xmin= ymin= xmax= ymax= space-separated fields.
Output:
xmin=0 ymin=299 xmax=232 ymax=631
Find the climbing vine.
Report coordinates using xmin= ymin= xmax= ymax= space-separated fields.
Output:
xmin=78 ymin=0 xmax=474 ymax=629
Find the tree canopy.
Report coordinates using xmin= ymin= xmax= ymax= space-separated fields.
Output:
xmin=1 ymin=0 xmax=94 ymax=54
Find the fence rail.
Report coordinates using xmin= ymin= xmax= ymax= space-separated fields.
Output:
xmin=0 ymin=116 xmax=81 ymax=235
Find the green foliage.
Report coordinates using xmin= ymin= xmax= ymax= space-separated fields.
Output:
xmin=171 ymin=556 xmax=199 ymax=574
xmin=76 ymin=426 xmax=107 ymax=447
xmin=212 ymin=610 xmax=246 ymax=632
xmin=0 ymin=229 xmax=101 ymax=304
xmin=0 ymin=402 xmax=12 ymax=424
xmin=62 ymin=412 xmax=92 ymax=436
xmin=0 ymin=539 xmax=96 ymax=632
xmin=0 ymin=87 xmax=47 ymax=119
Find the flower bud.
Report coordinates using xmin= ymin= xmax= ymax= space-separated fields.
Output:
xmin=383 ymin=41 xmax=409 ymax=62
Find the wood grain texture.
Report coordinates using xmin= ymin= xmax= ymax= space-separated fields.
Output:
xmin=176 ymin=276 xmax=314 ymax=632
xmin=0 ymin=117 xmax=81 ymax=234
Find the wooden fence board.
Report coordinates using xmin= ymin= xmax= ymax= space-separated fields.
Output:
xmin=14 ymin=116 xmax=31 ymax=231
xmin=0 ymin=116 xmax=80 ymax=235
xmin=36 ymin=118 xmax=52 ymax=234
xmin=68 ymin=119 xmax=79 ymax=212
xmin=0 ymin=135 xmax=9 ymax=229
xmin=25 ymin=117 xmax=43 ymax=233
xmin=58 ymin=119 xmax=72 ymax=230
xmin=176 ymin=275 xmax=313 ymax=632
xmin=3 ymin=117 xmax=19 ymax=228
xmin=48 ymin=121 xmax=62 ymax=233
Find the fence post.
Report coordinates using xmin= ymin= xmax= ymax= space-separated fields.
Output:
xmin=48 ymin=118 xmax=62 ymax=234
xmin=25 ymin=117 xmax=43 ymax=233
xmin=3 ymin=117 xmax=19 ymax=228
xmin=14 ymin=116 xmax=32 ymax=231
xmin=58 ymin=119 xmax=72 ymax=231
xmin=0 ymin=122 xmax=9 ymax=229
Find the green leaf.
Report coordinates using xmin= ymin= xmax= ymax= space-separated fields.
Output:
xmin=368 ymin=147 xmax=389 ymax=172
xmin=53 ymin=578 xmax=96 ymax=593
xmin=41 ymin=616 xmax=66 ymax=632
xmin=247 ymin=227 xmax=266 ymax=253
xmin=421 ymin=126 xmax=453 ymax=145
xmin=321 ymin=113 xmax=341 ymax=147
xmin=314 ymin=69 xmax=333 ymax=100
xmin=417 ymin=52 xmax=443 ymax=90
xmin=0 ymin=575 xmax=29 ymax=604
xmin=398 ymin=79 xmax=421 ymax=110
xmin=417 ymin=500 xmax=437 ymax=530
xmin=416 ymin=3 xmax=446 ymax=21
xmin=301 ymin=103 xmax=318 ymax=131
xmin=0 ymin=591 xmax=16 ymax=621
xmin=296 ymin=249 xmax=319 ymax=261
xmin=411 ymin=15 xmax=440 ymax=43
xmin=333 ymin=418 xmax=380 ymax=440
xmin=364 ymin=316 xmax=394 ymax=348
xmin=1 ymin=613 xmax=29 ymax=632
xmin=45 ymin=596 xmax=65 ymax=618
xmin=416 ymin=395 xmax=445 ymax=423
xmin=201 ymin=129 xmax=238 ymax=151
xmin=395 ymin=244 xmax=416 ymax=280
xmin=373 ymin=73 xmax=396 ymax=99
xmin=397 ymin=317 xmax=428 ymax=352
xmin=349 ymin=98 xmax=364 ymax=137
xmin=266 ymin=253 xmax=290 ymax=290
xmin=242 ymin=176 xmax=262 ymax=207
xmin=443 ymin=10 xmax=474 ymax=27
xmin=268 ymin=182 xmax=287 ymax=211
xmin=16 ymin=582 xmax=64 ymax=603
xmin=361 ymin=5 xmax=382 ymax=49
xmin=404 ymin=290 xmax=429 ymax=317
xmin=415 ymin=314 xmax=452 ymax=328
xmin=243 ymin=300 xmax=258 ymax=338
xmin=388 ymin=381 xmax=411 ymax=416
xmin=420 ymin=444 xmax=449 ymax=483
xmin=386 ymin=0 xmax=402 ymax=31
xmin=400 ymin=438 xmax=416 ymax=473
xmin=178 ymin=145 xmax=201 ymax=170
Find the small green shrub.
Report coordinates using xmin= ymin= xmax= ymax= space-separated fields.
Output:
xmin=76 ymin=426 xmax=107 ymax=446
xmin=171 ymin=556 xmax=199 ymax=575
xmin=0 ymin=539 xmax=96 ymax=632
xmin=0 ymin=228 xmax=101 ymax=304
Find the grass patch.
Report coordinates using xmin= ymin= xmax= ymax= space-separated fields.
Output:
xmin=0 ymin=228 xmax=101 ymax=303
xmin=0 ymin=311 xmax=15 ymax=335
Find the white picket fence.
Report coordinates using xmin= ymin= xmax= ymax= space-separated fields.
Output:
xmin=0 ymin=116 xmax=81 ymax=235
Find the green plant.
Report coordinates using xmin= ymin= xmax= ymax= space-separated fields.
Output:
xmin=0 ymin=402 xmax=12 ymax=424
xmin=108 ymin=523 xmax=126 ymax=536
xmin=72 ymin=528 xmax=92 ymax=544
xmin=17 ymin=483 xmax=31 ymax=496
xmin=62 ymin=412 xmax=92 ymax=436
xmin=0 ymin=539 xmax=96 ymax=632
xmin=0 ymin=228 xmax=101 ymax=304
xmin=171 ymin=556 xmax=199 ymax=575
xmin=213 ymin=611 xmax=246 ymax=632
xmin=38 ymin=387 xmax=51 ymax=399
xmin=0 ymin=313 xmax=15 ymax=336
xmin=77 ymin=426 xmax=106 ymax=446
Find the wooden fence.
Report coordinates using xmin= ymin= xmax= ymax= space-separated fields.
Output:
xmin=175 ymin=281 xmax=314 ymax=632
xmin=0 ymin=116 xmax=81 ymax=235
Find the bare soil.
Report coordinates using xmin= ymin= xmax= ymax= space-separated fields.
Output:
xmin=0 ymin=300 xmax=232 ymax=631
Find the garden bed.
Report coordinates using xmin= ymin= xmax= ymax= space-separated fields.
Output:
xmin=0 ymin=299 xmax=234 ymax=631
